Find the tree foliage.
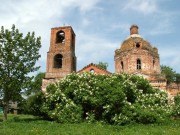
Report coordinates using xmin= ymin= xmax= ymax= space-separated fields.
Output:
xmin=173 ymin=94 xmax=180 ymax=117
xmin=161 ymin=65 xmax=180 ymax=85
xmin=25 ymin=92 xmax=47 ymax=117
xmin=96 ymin=62 xmax=108 ymax=70
xmin=175 ymin=73 xmax=180 ymax=84
xmin=0 ymin=24 xmax=41 ymax=120
xmin=41 ymin=73 xmax=172 ymax=125
xmin=161 ymin=65 xmax=176 ymax=85
xmin=26 ymin=72 xmax=45 ymax=95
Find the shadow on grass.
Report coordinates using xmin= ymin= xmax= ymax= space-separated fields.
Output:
xmin=0 ymin=114 xmax=54 ymax=123
xmin=9 ymin=116 xmax=45 ymax=123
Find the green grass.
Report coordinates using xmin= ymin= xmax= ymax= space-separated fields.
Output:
xmin=0 ymin=114 xmax=180 ymax=135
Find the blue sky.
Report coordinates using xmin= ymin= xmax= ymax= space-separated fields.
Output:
xmin=0 ymin=0 xmax=180 ymax=74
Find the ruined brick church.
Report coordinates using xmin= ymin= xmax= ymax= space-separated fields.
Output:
xmin=42 ymin=25 xmax=178 ymax=96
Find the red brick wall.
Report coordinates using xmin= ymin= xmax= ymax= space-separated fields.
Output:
xmin=167 ymin=83 xmax=180 ymax=96
xmin=46 ymin=26 xmax=76 ymax=79
xmin=115 ymin=48 xmax=160 ymax=75
xmin=42 ymin=26 xmax=76 ymax=91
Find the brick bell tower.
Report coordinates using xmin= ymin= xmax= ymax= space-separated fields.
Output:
xmin=42 ymin=26 xmax=76 ymax=92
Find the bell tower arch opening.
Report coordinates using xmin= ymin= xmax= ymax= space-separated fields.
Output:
xmin=54 ymin=54 xmax=63 ymax=68
xmin=56 ymin=30 xmax=65 ymax=43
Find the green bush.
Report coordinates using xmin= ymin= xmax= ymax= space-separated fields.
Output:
xmin=25 ymin=92 xmax=48 ymax=118
xmin=42 ymin=73 xmax=172 ymax=125
xmin=173 ymin=93 xmax=180 ymax=117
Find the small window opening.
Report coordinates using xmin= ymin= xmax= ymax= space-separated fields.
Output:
xmin=54 ymin=54 xmax=63 ymax=68
xmin=90 ymin=69 xmax=95 ymax=73
xmin=137 ymin=59 xmax=141 ymax=69
xmin=56 ymin=31 xmax=65 ymax=43
xmin=136 ymin=42 xmax=140 ymax=48
xmin=121 ymin=61 xmax=124 ymax=70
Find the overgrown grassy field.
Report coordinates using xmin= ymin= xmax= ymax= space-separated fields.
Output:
xmin=0 ymin=114 xmax=180 ymax=135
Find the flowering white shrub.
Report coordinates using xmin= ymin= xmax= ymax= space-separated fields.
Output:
xmin=42 ymin=73 xmax=173 ymax=124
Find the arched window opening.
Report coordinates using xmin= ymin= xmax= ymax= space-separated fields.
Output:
xmin=56 ymin=31 xmax=65 ymax=43
xmin=90 ymin=69 xmax=95 ymax=73
xmin=54 ymin=54 xmax=63 ymax=68
xmin=137 ymin=59 xmax=141 ymax=69
xmin=121 ymin=61 xmax=124 ymax=70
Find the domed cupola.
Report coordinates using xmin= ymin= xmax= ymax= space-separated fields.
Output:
xmin=115 ymin=25 xmax=161 ymax=75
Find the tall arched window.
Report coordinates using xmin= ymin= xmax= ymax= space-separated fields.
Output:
xmin=137 ymin=59 xmax=141 ymax=69
xmin=56 ymin=31 xmax=65 ymax=43
xmin=153 ymin=59 xmax=155 ymax=68
xmin=54 ymin=54 xmax=63 ymax=68
xmin=121 ymin=61 xmax=124 ymax=70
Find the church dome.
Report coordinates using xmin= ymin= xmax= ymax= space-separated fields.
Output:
xmin=115 ymin=24 xmax=161 ymax=75
xmin=119 ymin=25 xmax=157 ymax=54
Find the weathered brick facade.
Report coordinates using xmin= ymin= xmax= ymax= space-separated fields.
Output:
xmin=42 ymin=25 xmax=179 ymax=96
xmin=167 ymin=83 xmax=180 ymax=96
xmin=42 ymin=26 xmax=76 ymax=92
xmin=114 ymin=25 xmax=167 ymax=91
xmin=115 ymin=25 xmax=160 ymax=74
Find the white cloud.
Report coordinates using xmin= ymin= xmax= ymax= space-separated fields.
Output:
xmin=0 ymin=0 xmax=101 ymax=72
xmin=148 ymin=10 xmax=178 ymax=36
xmin=0 ymin=0 xmax=101 ymax=35
xmin=0 ymin=0 xmax=179 ymax=74
xmin=76 ymin=30 xmax=117 ymax=71
xmin=81 ymin=18 xmax=92 ymax=27
xmin=159 ymin=46 xmax=180 ymax=73
xmin=110 ymin=23 xmax=130 ymax=34
xmin=123 ymin=0 xmax=157 ymax=14
xmin=75 ymin=0 xmax=100 ymax=12
xmin=149 ymin=19 xmax=172 ymax=35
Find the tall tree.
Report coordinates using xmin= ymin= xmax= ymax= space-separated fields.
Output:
xmin=161 ymin=65 xmax=176 ymax=85
xmin=26 ymin=72 xmax=45 ymax=95
xmin=96 ymin=62 xmax=108 ymax=70
xmin=0 ymin=25 xmax=41 ymax=120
